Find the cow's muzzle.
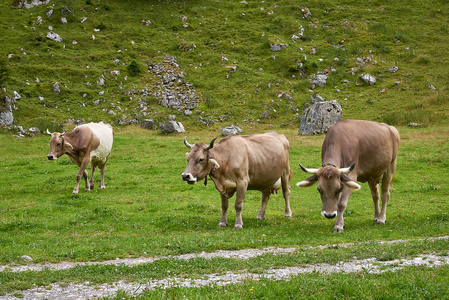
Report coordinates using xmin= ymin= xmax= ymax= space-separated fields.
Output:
xmin=322 ymin=211 xmax=337 ymax=219
xmin=182 ymin=173 xmax=197 ymax=184
xmin=47 ymin=154 xmax=56 ymax=160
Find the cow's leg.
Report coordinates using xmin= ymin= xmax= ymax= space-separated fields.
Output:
xmin=377 ymin=161 xmax=397 ymax=224
xmin=368 ymin=180 xmax=381 ymax=223
xmin=99 ymin=163 xmax=107 ymax=189
xmin=218 ymin=193 xmax=229 ymax=227
xmin=256 ymin=190 xmax=270 ymax=220
xmin=281 ymin=174 xmax=292 ymax=217
xmin=74 ymin=158 xmax=90 ymax=194
xmin=90 ymin=162 xmax=97 ymax=190
xmin=334 ymin=188 xmax=353 ymax=232
xmin=234 ymin=182 xmax=248 ymax=229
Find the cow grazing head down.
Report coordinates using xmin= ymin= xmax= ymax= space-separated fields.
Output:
xmin=182 ymin=137 xmax=220 ymax=184
xmin=47 ymin=130 xmax=72 ymax=160
xmin=296 ymin=162 xmax=361 ymax=219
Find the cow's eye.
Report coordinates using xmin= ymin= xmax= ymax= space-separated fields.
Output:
xmin=317 ymin=187 xmax=322 ymax=194
xmin=338 ymin=183 xmax=343 ymax=193
xmin=57 ymin=143 xmax=61 ymax=147
xmin=198 ymin=158 xmax=205 ymax=163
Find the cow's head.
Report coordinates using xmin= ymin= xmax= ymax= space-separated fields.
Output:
xmin=182 ymin=137 xmax=220 ymax=184
xmin=296 ymin=162 xmax=361 ymax=219
xmin=47 ymin=130 xmax=72 ymax=160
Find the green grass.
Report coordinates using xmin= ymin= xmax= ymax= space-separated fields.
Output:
xmin=1 ymin=126 xmax=448 ymax=296
xmin=1 ymin=0 xmax=449 ymax=297
xmin=1 ymin=0 xmax=448 ymax=129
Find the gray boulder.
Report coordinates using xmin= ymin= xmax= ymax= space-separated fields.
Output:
xmin=222 ymin=124 xmax=243 ymax=136
xmin=53 ymin=82 xmax=60 ymax=94
xmin=46 ymin=31 xmax=62 ymax=42
xmin=141 ymin=118 xmax=156 ymax=130
xmin=310 ymin=74 xmax=328 ymax=89
xmin=28 ymin=127 xmax=41 ymax=135
xmin=299 ymin=100 xmax=342 ymax=135
xmin=270 ymin=43 xmax=288 ymax=52
xmin=160 ymin=121 xmax=185 ymax=134
xmin=0 ymin=95 xmax=14 ymax=126
xmin=12 ymin=0 xmax=50 ymax=9
xmin=388 ymin=66 xmax=399 ymax=73
xmin=360 ymin=73 xmax=376 ymax=85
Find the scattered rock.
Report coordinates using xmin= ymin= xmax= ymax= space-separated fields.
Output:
xmin=160 ymin=121 xmax=185 ymax=134
xmin=301 ymin=7 xmax=312 ymax=19
xmin=179 ymin=40 xmax=196 ymax=52
xmin=141 ymin=119 xmax=157 ymax=130
xmin=388 ymin=66 xmax=399 ymax=73
xmin=14 ymin=91 xmax=21 ymax=100
xmin=28 ymin=127 xmax=41 ymax=135
xmin=222 ymin=124 xmax=243 ymax=136
xmin=428 ymin=85 xmax=437 ymax=90
xmin=97 ymin=77 xmax=105 ymax=86
xmin=128 ymin=56 xmax=200 ymax=113
xmin=20 ymin=255 xmax=33 ymax=262
xmin=46 ymin=31 xmax=62 ymax=42
xmin=0 ymin=95 xmax=14 ymax=126
xmin=310 ymin=73 xmax=328 ymax=89
xmin=142 ymin=20 xmax=152 ymax=26
xmin=299 ymin=98 xmax=342 ymax=135
xmin=408 ymin=122 xmax=423 ymax=127
xmin=270 ymin=43 xmax=288 ymax=52
xmin=53 ymin=82 xmax=60 ymax=94
xmin=11 ymin=0 xmax=50 ymax=9
xmin=360 ymin=73 xmax=376 ymax=85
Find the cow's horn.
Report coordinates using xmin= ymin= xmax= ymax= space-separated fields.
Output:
xmin=184 ymin=136 xmax=193 ymax=149
xmin=46 ymin=129 xmax=52 ymax=135
xmin=205 ymin=137 xmax=217 ymax=150
xmin=339 ymin=162 xmax=356 ymax=174
xmin=59 ymin=130 xmax=68 ymax=137
xmin=299 ymin=164 xmax=319 ymax=174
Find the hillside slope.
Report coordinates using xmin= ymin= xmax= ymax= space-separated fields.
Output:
xmin=1 ymin=0 xmax=448 ymax=131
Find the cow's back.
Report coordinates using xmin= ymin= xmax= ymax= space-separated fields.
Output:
xmin=216 ymin=132 xmax=290 ymax=190
xmin=81 ymin=122 xmax=113 ymax=162
xmin=323 ymin=120 xmax=399 ymax=182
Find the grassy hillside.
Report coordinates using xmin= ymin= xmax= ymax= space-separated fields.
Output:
xmin=1 ymin=0 xmax=448 ymax=131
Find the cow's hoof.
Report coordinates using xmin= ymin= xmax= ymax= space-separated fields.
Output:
xmin=72 ymin=190 xmax=79 ymax=194
xmin=100 ymin=186 xmax=106 ymax=190
xmin=234 ymin=224 xmax=243 ymax=229
xmin=374 ymin=219 xmax=386 ymax=225
xmin=284 ymin=212 xmax=292 ymax=218
xmin=218 ymin=222 xmax=228 ymax=227
xmin=255 ymin=215 xmax=265 ymax=220
xmin=85 ymin=188 xmax=91 ymax=192
xmin=333 ymin=226 xmax=344 ymax=233
xmin=90 ymin=185 xmax=94 ymax=190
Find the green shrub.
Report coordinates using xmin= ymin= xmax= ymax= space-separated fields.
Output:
xmin=0 ymin=55 xmax=8 ymax=86
xmin=127 ymin=61 xmax=142 ymax=77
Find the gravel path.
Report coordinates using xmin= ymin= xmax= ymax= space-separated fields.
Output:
xmin=1 ymin=236 xmax=448 ymax=300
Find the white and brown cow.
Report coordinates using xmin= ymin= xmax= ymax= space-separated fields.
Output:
xmin=47 ymin=122 xmax=114 ymax=194
xmin=296 ymin=120 xmax=400 ymax=232
xmin=182 ymin=132 xmax=292 ymax=229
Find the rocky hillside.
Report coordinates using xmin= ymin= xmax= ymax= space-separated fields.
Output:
xmin=1 ymin=0 xmax=448 ymax=133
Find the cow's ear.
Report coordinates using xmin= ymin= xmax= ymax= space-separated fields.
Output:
xmin=341 ymin=175 xmax=361 ymax=190
xmin=296 ymin=174 xmax=318 ymax=188
xmin=185 ymin=152 xmax=189 ymax=158
xmin=209 ymin=158 xmax=220 ymax=169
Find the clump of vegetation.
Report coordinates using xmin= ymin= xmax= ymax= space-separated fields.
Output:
xmin=0 ymin=55 xmax=8 ymax=87
xmin=127 ymin=60 xmax=142 ymax=77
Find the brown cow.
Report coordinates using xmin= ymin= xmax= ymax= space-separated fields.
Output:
xmin=47 ymin=122 xmax=114 ymax=194
xmin=296 ymin=120 xmax=400 ymax=232
xmin=182 ymin=132 xmax=292 ymax=229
